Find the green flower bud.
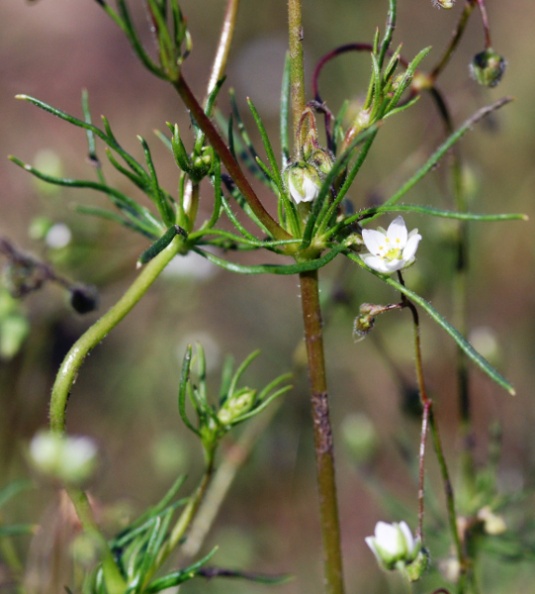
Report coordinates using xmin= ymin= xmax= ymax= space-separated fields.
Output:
xmin=402 ymin=548 xmax=429 ymax=582
xmin=470 ymin=48 xmax=506 ymax=88
xmin=217 ymin=388 xmax=256 ymax=425
xmin=432 ymin=0 xmax=455 ymax=8
xmin=308 ymin=148 xmax=334 ymax=177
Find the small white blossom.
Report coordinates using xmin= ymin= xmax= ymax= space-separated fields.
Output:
xmin=365 ymin=521 xmax=420 ymax=570
xmin=29 ymin=431 xmax=98 ymax=484
xmin=361 ymin=216 xmax=421 ymax=274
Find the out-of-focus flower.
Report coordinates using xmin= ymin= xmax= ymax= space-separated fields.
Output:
xmin=29 ymin=431 xmax=98 ymax=485
xmin=361 ymin=216 xmax=421 ymax=274
xmin=365 ymin=521 xmax=420 ymax=570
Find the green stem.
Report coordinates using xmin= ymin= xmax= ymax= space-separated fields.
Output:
xmin=66 ymin=487 xmax=127 ymax=594
xmin=173 ymin=76 xmax=290 ymax=242
xmin=430 ymin=2 xmax=476 ymax=81
xmin=146 ymin=452 xmax=216 ymax=587
xmin=288 ymin=0 xmax=306 ymax=150
xmin=299 ymin=270 xmax=345 ymax=594
xmin=428 ymin=88 xmax=476 ymax=500
xmin=399 ymin=279 xmax=466 ymax=593
xmin=49 ymin=235 xmax=184 ymax=433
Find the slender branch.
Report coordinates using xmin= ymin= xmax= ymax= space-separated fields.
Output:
xmin=398 ymin=275 xmax=466 ymax=592
xmin=430 ymin=2 xmax=476 ymax=81
xmin=173 ymin=76 xmax=290 ymax=242
xmin=49 ymin=236 xmax=184 ymax=433
xmin=299 ymin=270 xmax=345 ymax=594
xmin=205 ymin=0 xmax=241 ymax=101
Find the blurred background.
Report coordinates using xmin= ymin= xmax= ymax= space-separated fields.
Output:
xmin=1 ymin=0 xmax=534 ymax=592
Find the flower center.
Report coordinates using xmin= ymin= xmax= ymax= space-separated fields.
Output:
xmin=377 ymin=237 xmax=403 ymax=261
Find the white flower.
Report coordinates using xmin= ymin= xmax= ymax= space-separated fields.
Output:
xmin=361 ymin=216 xmax=421 ymax=274
xmin=365 ymin=521 xmax=420 ymax=570
xmin=286 ymin=163 xmax=321 ymax=205
xmin=29 ymin=431 xmax=98 ymax=484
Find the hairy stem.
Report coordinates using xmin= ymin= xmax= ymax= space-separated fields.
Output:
xmin=288 ymin=0 xmax=306 ymax=151
xmin=299 ymin=270 xmax=345 ymax=594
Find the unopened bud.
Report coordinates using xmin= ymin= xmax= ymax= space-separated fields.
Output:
xmin=285 ymin=163 xmax=322 ymax=205
xmin=470 ymin=49 xmax=506 ymax=88
xmin=29 ymin=431 xmax=98 ymax=485
xmin=402 ymin=548 xmax=429 ymax=582
xmin=217 ymin=388 xmax=256 ymax=425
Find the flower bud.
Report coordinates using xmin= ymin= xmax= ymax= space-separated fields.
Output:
xmin=217 ymin=388 xmax=256 ymax=425
xmin=402 ymin=548 xmax=429 ymax=582
xmin=285 ymin=163 xmax=322 ymax=205
xmin=29 ymin=431 xmax=98 ymax=485
xmin=365 ymin=521 xmax=421 ymax=571
xmin=470 ymin=49 xmax=506 ymax=88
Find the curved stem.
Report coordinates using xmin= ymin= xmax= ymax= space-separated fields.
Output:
xmin=49 ymin=236 xmax=184 ymax=433
xmin=299 ymin=270 xmax=345 ymax=594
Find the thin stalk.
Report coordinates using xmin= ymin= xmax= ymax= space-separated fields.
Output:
xmin=288 ymin=0 xmax=306 ymax=150
xmin=173 ymin=77 xmax=290 ymax=242
xmin=49 ymin=235 xmax=184 ymax=433
xmin=399 ymin=276 xmax=466 ymax=592
xmin=182 ymin=400 xmax=282 ymax=558
xmin=144 ymin=454 xmax=216 ymax=588
xmin=428 ymin=87 xmax=476 ymax=503
xmin=299 ymin=270 xmax=345 ymax=594
xmin=66 ymin=487 xmax=126 ymax=594
xmin=430 ymin=2 xmax=476 ymax=81
xmin=205 ymin=0 xmax=241 ymax=101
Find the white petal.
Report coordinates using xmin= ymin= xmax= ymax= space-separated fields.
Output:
xmin=300 ymin=175 xmax=320 ymax=202
xmin=399 ymin=521 xmax=415 ymax=551
xmin=375 ymin=522 xmax=399 ymax=554
xmin=288 ymin=177 xmax=305 ymax=204
xmin=361 ymin=253 xmax=391 ymax=274
xmin=387 ymin=216 xmax=408 ymax=247
xmin=402 ymin=231 xmax=422 ymax=262
xmin=362 ymin=229 xmax=387 ymax=255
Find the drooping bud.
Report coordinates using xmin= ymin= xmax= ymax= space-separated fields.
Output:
xmin=285 ymin=163 xmax=322 ymax=205
xmin=470 ymin=48 xmax=506 ymax=88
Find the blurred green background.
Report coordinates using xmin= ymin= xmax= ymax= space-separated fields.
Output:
xmin=1 ymin=1 xmax=534 ymax=592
